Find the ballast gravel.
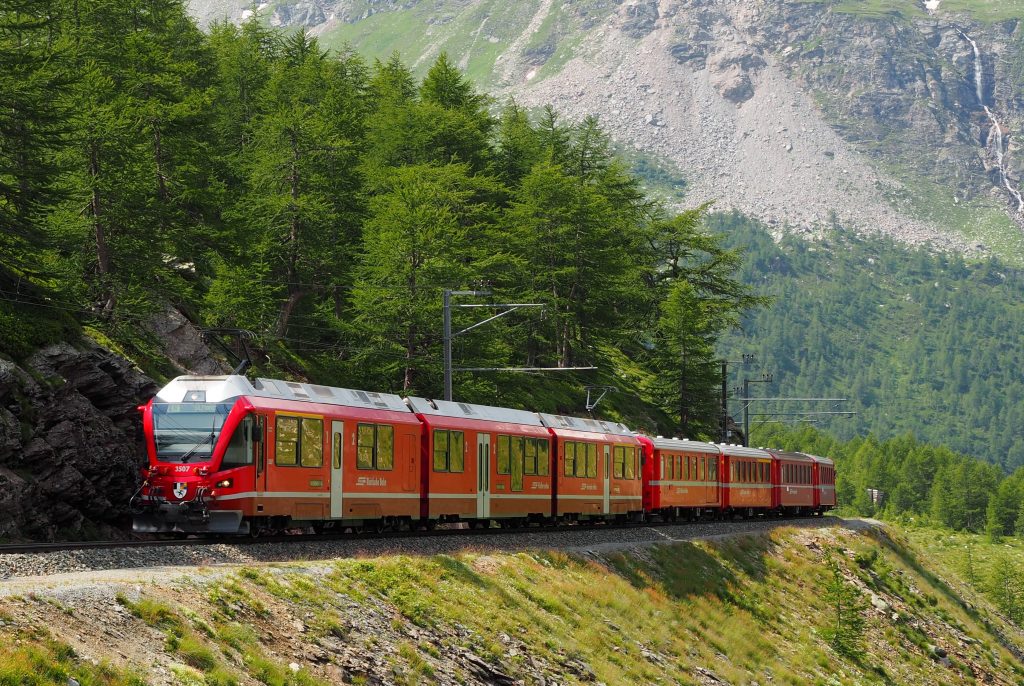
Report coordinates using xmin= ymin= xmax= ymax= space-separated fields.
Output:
xmin=0 ymin=516 xmax=846 ymax=582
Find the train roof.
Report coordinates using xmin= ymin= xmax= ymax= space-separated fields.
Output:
xmin=647 ymin=437 xmax=722 ymax=454
xmin=153 ymin=375 xmax=412 ymax=414
xmin=802 ymin=452 xmax=835 ymax=466
xmin=719 ymin=444 xmax=772 ymax=459
xmin=765 ymin=449 xmax=814 ymax=463
xmin=405 ymin=397 xmax=543 ymax=426
xmin=537 ymin=413 xmax=635 ymax=438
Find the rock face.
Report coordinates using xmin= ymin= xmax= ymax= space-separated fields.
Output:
xmin=185 ymin=0 xmax=1024 ymax=255
xmin=0 ymin=342 xmax=158 ymax=541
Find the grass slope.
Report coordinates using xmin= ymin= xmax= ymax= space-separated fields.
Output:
xmin=3 ymin=522 xmax=1024 ymax=684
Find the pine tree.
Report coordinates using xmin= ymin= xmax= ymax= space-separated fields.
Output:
xmin=51 ymin=0 xmax=218 ymax=315
xmin=351 ymin=163 xmax=495 ymax=393
xmin=821 ymin=551 xmax=867 ymax=658
xmin=228 ymin=30 xmax=367 ymax=338
xmin=0 ymin=0 xmax=73 ymax=274
xmin=988 ymin=554 xmax=1022 ymax=623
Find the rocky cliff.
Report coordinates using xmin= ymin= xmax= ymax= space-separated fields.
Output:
xmin=0 ymin=342 xmax=158 ymax=541
xmin=186 ymin=0 xmax=1024 ymax=262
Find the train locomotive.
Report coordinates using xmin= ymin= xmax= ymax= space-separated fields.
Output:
xmin=132 ymin=374 xmax=835 ymax=535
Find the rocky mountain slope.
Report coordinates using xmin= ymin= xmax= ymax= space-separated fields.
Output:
xmin=187 ymin=0 xmax=1024 ymax=261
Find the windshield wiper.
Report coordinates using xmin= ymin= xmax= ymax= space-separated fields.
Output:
xmin=180 ymin=431 xmax=215 ymax=463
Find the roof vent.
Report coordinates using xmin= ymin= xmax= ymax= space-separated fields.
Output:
xmin=310 ymin=385 xmax=334 ymax=398
xmin=366 ymin=392 xmax=390 ymax=409
xmin=457 ymin=402 xmax=475 ymax=415
xmin=285 ymin=382 xmax=309 ymax=399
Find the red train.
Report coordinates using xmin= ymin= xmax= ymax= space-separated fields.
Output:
xmin=132 ymin=375 xmax=835 ymax=535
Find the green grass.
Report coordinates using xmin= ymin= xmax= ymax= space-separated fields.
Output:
xmin=878 ymin=164 xmax=1024 ymax=264
xmin=801 ymin=0 xmax=1024 ymax=23
xmin=11 ymin=524 xmax=1024 ymax=684
xmin=0 ymin=631 xmax=146 ymax=686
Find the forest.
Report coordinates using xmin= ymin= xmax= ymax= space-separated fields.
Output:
xmin=714 ymin=214 xmax=1024 ymax=471
xmin=0 ymin=0 xmax=763 ymax=438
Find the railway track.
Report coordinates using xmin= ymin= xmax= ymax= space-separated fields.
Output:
xmin=0 ymin=513 xmax=834 ymax=557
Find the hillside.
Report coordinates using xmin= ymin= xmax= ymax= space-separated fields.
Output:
xmin=4 ymin=521 xmax=1024 ymax=684
xmin=714 ymin=214 xmax=1024 ymax=470
xmin=187 ymin=0 xmax=1024 ymax=262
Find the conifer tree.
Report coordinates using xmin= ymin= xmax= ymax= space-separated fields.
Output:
xmin=821 ymin=551 xmax=867 ymax=658
xmin=228 ymin=30 xmax=367 ymax=337
xmin=0 ymin=0 xmax=71 ymax=275
xmin=351 ymin=163 xmax=495 ymax=393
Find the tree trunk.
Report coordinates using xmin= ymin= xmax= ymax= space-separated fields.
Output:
xmin=275 ymin=131 xmax=302 ymax=337
xmin=152 ymin=122 xmax=168 ymax=201
xmin=679 ymin=343 xmax=689 ymax=437
xmin=89 ymin=141 xmax=115 ymax=313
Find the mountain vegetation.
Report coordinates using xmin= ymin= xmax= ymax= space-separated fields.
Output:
xmin=714 ymin=213 xmax=1024 ymax=470
xmin=752 ymin=423 xmax=1024 ymax=540
xmin=0 ymin=0 xmax=761 ymax=438
xmin=6 ymin=524 xmax=1024 ymax=684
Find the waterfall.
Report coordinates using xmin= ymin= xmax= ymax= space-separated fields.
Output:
xmin=958 ymin=29 xmax=1024 ymax=215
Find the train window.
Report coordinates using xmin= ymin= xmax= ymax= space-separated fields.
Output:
xmin=377 ymin=426 xmax=394 ymax=470
xmin=356 ymin=423 xmax=393 ymax=470
xmin=511 ymin=438 xmax=524 ymax=491
xmin=524 ymin=438 xmax=538 ymax=475
xmin=451 ymin=432 xmax=464 ymax=472
xmin=564 ymin=441 xmax=575 ymax=477
xmin=275 ymin=416 xmax=300 ymax=466
xmin=710 ymin=459 xmax=717 ymax=481
xmin=357 ymin=424 xmax=374 ymax=469
xmin=433 ymin=430 xmax=449 ymax=471
xmin=511 ymin=437 xmax=525 ymax=484
xmin=577 ymin=443 xmax=589 ymax=478
xmin=274 ymin=416 xmax=322 ymax=468
xmin=333 ymin=432 xmax=342 ymax=470
xmin=300 ymin=418 xmax=323 ymax=467
xmin=432 ymin=430 xmax=465 ymax=473
xmin=497 ymin=435 xmax=511 ymax=474
xmin=625 ymin=447 xmax=635 ymax=480
xmin=222 ymin=419 xmax=252 ymax=467
xmin=586 ymin=443 xmax=598 ymax=478
xmin=537 ymin=439 xmax=550 ymax=476
xmin=432 ymin=430 xmax=448 ymax=471
xmin=613 ymin=446 xmax=625 ymax=479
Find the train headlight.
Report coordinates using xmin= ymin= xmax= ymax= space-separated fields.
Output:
xmin=215 ymin=479 xmax=233 ymax=488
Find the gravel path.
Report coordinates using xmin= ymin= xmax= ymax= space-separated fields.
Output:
xmin=0 ymin=516 xmax=857 ymax=585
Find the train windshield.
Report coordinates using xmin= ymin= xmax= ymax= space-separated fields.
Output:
xmin=152 ymin=402 xmax=234 ymax=463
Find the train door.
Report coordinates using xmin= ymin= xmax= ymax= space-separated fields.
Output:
xmin=603 ymin=444 xmax=611 ymax=514
xmin=330 ymin=420 xmax=344 ymax=519
xmin=253 ymin=415 xmax=266 ymax=497
xmin=706 ymin=455 xmax=718 ymax=504
xmin=476 ymin=433 xmax=491 ymax=519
